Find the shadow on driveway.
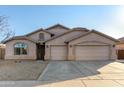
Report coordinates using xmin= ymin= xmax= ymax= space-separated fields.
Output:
xmin=36 ymin=61 xmax=113 ymax=86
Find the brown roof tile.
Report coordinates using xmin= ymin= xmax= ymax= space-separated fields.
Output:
xmin=45 ymin=24 xmax=70 ymax=30
xmin=3 ymin=36 xmax=36 ymax=44
xmin=25 ymin=28 xmax=53 ymax=36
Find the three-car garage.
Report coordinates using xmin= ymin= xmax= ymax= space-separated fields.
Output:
xmin=45 ymin=31 xmax=117 ymax=61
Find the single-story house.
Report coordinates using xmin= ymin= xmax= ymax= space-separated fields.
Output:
xmin=116 ymin=37 xmax=124 ymax=59
xmin=4 ymin=24 xmax=118 ymax=61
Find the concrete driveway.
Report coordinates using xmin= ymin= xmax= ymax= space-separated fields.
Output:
xmin=37 ymin=61 xmax=124 ymax=87
xmin=1 ymin=61 xmax=124 ymax=87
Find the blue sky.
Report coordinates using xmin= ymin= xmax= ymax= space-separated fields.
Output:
xmin=0 ymin=5 xmax=123 ymax=39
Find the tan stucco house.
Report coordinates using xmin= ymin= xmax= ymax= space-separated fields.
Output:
xmin=4 ymin=24 xmax=118 ymax=61
xmin=116 ymin=37 xmax=124 ymax=59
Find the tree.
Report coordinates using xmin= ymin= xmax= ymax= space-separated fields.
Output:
xmin=0 ymin=15 xmax=15 ymax=43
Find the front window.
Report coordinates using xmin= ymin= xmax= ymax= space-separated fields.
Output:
xmin=14 ymin=42 xmax=28 ymax=55
xmin=39 ymin=33 xmax=44 ymax=41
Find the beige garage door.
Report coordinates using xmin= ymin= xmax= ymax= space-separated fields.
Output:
xmin=75 ymin=45 xmax=109 ymax=60
xmin=51 ymin=45 xmax=67 ymax=60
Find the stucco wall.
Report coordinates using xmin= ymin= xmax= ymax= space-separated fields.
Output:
xmin=45 ymin=30 xmax=88 ymax=60
xmin=68 ymin=33 xmax=117 ymax=60
xmin=5 ymin=40 xmax=36 ymax=60
xmin=27 ymin=31 xmax=51 ymax=41
xmin=116 ymin=44 xmax=124 ymax=50
xmin=46 ymin=30 xmax=88 ymax=45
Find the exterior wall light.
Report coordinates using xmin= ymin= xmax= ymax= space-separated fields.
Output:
xmin=113 ymin=44 xmax=115 ymax=47
xmin=70 ymin=45 xmax=72 ymax=48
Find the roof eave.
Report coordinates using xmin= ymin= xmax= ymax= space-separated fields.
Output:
xmin=25 ymin=28 xmax=53 ymax=37
xmin=91 ymin=30 xmax=119 ymax=42
xmin=3 ymin=36 xmax=36 ymax=44
xmin=66 ymin=30 xmax=118 ymax=43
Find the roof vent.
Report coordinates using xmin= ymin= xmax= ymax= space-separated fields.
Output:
xmin=72 ymin=27 xmax=89 ymax=31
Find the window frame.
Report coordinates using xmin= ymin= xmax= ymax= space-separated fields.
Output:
xmin=39 ymin=33 xmax=44 ymax=41
xmin=14 ymin=42 xmax=28 ymax=55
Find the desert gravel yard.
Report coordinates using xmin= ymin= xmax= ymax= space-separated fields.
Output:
xmin=0 ymin=60 xmax=47 ymax=80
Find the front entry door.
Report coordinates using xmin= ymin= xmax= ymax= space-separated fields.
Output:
xmin=36 ymin=44 xmax=45 ymax=60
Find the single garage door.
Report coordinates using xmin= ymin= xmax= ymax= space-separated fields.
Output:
xmin=118 ymin=50 xmax=124 ymax=59
xmin=75 ymin=45 xmax=110 ymax=60
xmin=51 ymin=45 xmax=67 ymax=60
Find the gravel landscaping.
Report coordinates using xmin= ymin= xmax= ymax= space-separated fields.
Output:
xmin=0 ymin=60 xmax=48 ymax=80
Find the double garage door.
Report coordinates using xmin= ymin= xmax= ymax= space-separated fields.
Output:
xmin=50 ymin=45 xmax=110 ymax=60
xmin=75 ymin=45 xmax=110 ymax=60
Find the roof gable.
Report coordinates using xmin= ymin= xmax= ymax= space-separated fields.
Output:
xmin=25 ymin=28 xmax=53 ymax=36
xmin=45 ymin=24 xmax=70 ymax=30
xmin=44 ymin=28 xmax=89 ymax=43
xmin=3 ymin=36 xmax=36 ymax=44
xmin=66 ymin=30 xmax=118 ymax=43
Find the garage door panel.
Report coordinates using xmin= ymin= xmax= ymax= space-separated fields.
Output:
xmin=75 ymin=45 xmax=109 ymax=60
xmin=51 ymin=46 xmax=67 ymax=60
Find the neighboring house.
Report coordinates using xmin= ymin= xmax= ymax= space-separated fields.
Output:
xmin=4 ymin=24 xmax=118 ymax=61
xmin=116 ymin=37 xmax=124 ymax=59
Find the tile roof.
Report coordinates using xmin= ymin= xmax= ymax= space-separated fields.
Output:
xmin=45 ymin=24 xmax=70 ymax=30
xmin=65 ymin=30 xmax=118 ymax=43
xmin=25 ymin=28 xmax=53 ymax=36
xmin=44 ymin=27 xmax=89 ymax=43
xmin=3 ymin=36 xmax=37 ymax=44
